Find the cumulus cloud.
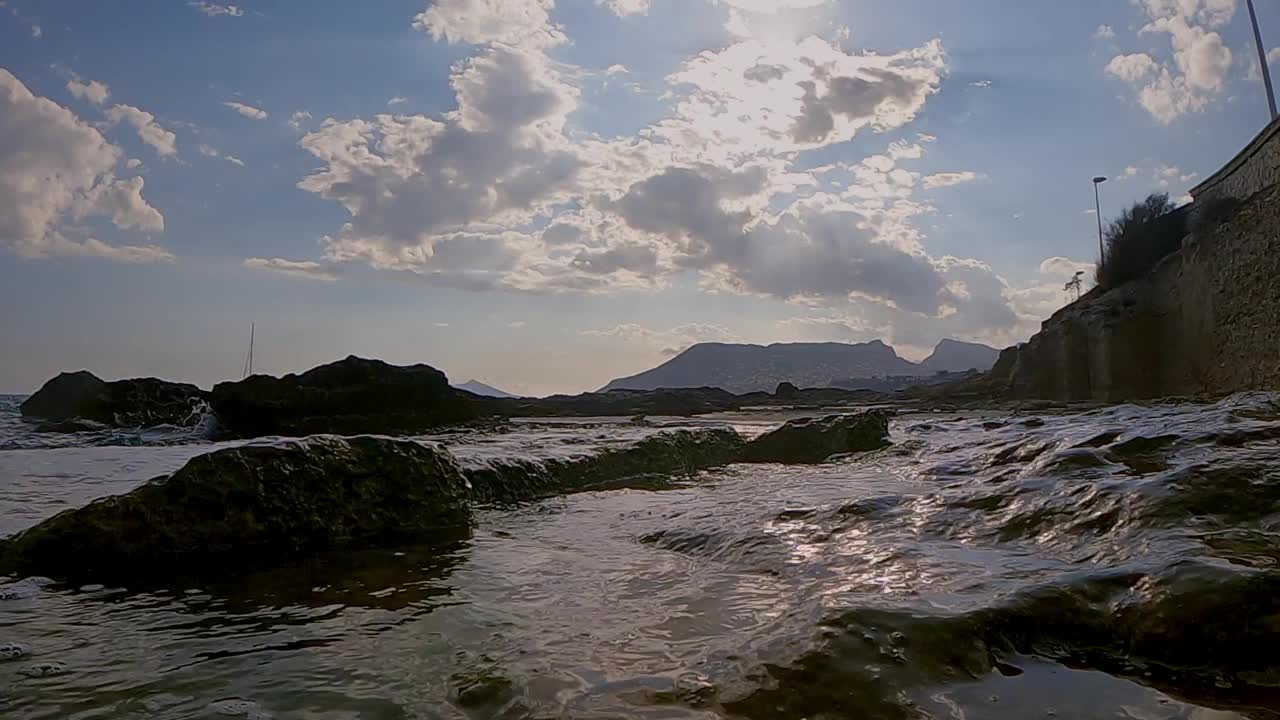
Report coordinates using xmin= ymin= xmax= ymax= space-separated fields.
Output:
xmin=1095 ymin=24 xmax=1116 ymax=39
xmin=657 ymin=35 xmax=945 ymax=162
xmin=0 ymin=69 xmax=168 ymax=261
xmin=223 ymin=100 xmax=268 ymax=119
xmin=105 ymin=104 xmax=178 ymax=157
xmin=413 ymin=0 xmax=566 ymax=47
xmin=1109 ymin=0 xmax=1236 ymax=123
xmin=244 ymin=257 xmax=338 ymax=281
xmin=67 ymin=77 xmax=110 ymax=105
xmin=288 ymin=110 xmax=312 ymax=130
xmin=1106 ymin=53 xmax=1158 ymax=82
xmin=189 ymin=2 xmax=243 ymax=17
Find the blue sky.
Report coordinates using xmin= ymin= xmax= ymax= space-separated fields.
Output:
xmin=1 ymin=0 xmax=1276 ymax=395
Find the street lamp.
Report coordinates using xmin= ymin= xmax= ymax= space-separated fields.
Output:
xmin=1093 ymin=176 xmax=1107 ymax=262
xmin=1247 ymin=0 xmax=1278 ymax=120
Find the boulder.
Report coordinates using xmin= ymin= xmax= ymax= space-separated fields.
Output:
xmin=210 ymin=356 xmax=482 ymax=437
xmin=0 ymin=435 xmax=473 ymax=579
xmin=21 ymin=371 xmax=206 ymax=428
xmin=19 ymin=371 xmax=106 ymax=421
xmin=774 ymin=382 xmax=800 ymax=398
xmin=742 ymin=411 xmax=890 ymax=464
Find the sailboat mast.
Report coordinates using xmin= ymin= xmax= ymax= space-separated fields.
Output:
xmin=242 ymin=322 xmax=256 ymax=379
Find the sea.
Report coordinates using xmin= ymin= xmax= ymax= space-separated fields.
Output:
xmin=2 ymin=392 xmax=1279 ymax=719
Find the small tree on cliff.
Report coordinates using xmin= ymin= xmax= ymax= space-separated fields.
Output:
xmin=1095 ymin=193 xmax=1186 ymax=288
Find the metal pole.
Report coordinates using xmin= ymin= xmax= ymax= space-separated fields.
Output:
xmin=1094 ymin=181 xmax=1105 ymax=261
xmin=1248 ymin=0 xmax=1278 ymax=120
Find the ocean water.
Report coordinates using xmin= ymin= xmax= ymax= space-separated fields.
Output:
xmin=2 ymin=393 xmax=1280 ymax=718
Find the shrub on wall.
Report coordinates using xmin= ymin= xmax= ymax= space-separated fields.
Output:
xmin=1095 ymin=193 xmax=1187 ymax=288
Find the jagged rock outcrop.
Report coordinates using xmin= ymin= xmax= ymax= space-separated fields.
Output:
xmin=0 ymin=436 xmax=473 ymax=578
xmin=742 ymin=411 xmax=891 ymax=464
xmin=210 ymin=356 xmax=483 ymax=437
xmin=20 ymin=371 xmax=207 ymax=428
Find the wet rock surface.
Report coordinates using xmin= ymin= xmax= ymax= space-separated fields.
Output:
xmin=20 ymin=371 xmax=207 ymax=428
xmin=0 ymin=435 xmax=473 ymax=578
xmin=741 ymin=410 xmax=891 ymax=463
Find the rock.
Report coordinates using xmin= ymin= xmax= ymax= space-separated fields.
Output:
xmin=774 ymin=382 xmax=800 ymax=398
xmin=19 ymin=371 xmax=106 ymax=421
xmin=465 ymin=428 xmax=747 ymax=503
xmin=741 ymin=411 xmax=890 ymax=464
xmin=210 ymin=356 xmax=483 ymax=438
xmin=20 ymin=372 xmax=207 ymax=428
xmin=0 ymin=435 xmax=472 ymax=579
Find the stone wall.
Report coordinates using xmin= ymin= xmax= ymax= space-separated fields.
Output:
xmin=989 ymin=182 xmax=1280 ymax=401
xmin=1191 ymin=115 xmax=1280 ymax=206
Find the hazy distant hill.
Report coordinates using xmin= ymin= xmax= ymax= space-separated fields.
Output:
xmin=919 ymin=339 xmax=1001 ymax=374
xmin=601 ymin=339 xmax=1000 ymax=394
xmin=453 ymin=379 xmax=519 ymax=398
xmin=600 ymin=341 xmax=922 ymax=394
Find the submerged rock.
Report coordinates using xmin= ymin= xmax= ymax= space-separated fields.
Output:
xmin=210 ymin=356 xmax=482 ymax=438
xmin=0 ymin=436 xmax=472 ymax=578
xmin=741 ymin=411 xmax=890 ymax=464
xmin=20 ymin=372 xmax=205 ymax=428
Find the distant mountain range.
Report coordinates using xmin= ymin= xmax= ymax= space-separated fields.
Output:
xmin=600 ymin=339 xmax=1000 ymax=394
xmin=453 ymin=379 xmax=519 ymax=398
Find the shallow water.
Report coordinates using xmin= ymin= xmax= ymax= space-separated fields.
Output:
xmin=2 ymin=393 xmax=1280 ymax=718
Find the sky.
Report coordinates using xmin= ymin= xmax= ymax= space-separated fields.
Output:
xmin=1 ymin=0 xmax=1277 ymax=396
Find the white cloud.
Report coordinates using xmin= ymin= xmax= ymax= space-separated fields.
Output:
xmin=388 ymin=96 xmax=408 ymax=106
xmin=1038 ymin=256 xmax=1094 ymax=280
xmin=125 ymin=158 xmax=142 ymax=169
xmin=598 ymin=0 xmax=650 ymax=15
xmin=225 ymin=155 xmax=245 ymax=166
xmin=1109 ymin=0 xmax=1235 ymax=123
xmin=413 ymin=0 xmax=565 ymax=47
xmin=243 ymin=257 xmax=338 ymax=281
xmin=922 ymin=171 xmax=980 ymax=189
xmin=189 ymin=2 xmax=243 ymax=17
xmin=969 ymin=79 xmax=992 ymax=88
xmin=1095 ymin=24 xmax=1116 ymax=39
xmin=507 ymin=320 xmax=527 ymax=328
xmin=223 ymin=101 xmax=268 ymax=120
xmin=31 ymin=24 xmax=41 ymax=38
xmin=105 ymin=104 xmax=178 ymax=157
xmin=288 ymin=110 xmax=312 ymax=130
xmin=606 ymin=64 xmax=629 ymax=77
xmin=0 ymin=70 xmax=168 ymax=261
xmin=67 ymin=78 xmax=110 ymax=105
xmin=1270 ymin=48 xmax=1280 ymax=65
xmin=1106 ymin=53 xmax=1158 ymax=82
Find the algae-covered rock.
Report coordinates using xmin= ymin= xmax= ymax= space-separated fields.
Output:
xmin=465 ymin=428 xmax=746 ymax=503
xmin=742 ymin=411 xmax=890 ymax=464
xmin=0 ymin=435 xmax=472 ymax=578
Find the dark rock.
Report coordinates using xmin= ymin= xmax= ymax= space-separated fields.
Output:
xmin=774 ymin=382 xmax=800 ymax=398
xmin=741 ymin=411 xmax=890 ymax=464
xmin=0 ymin=435 xmax=472 ymax=579
xmin=210 ymin=356 xmax=482 ymax=438
xmin=21 ymin=372 xmax=207 ymax=429
xmin=465 ymin=428 xmax=746 ymax=503
xmin=19 ymin=371 xmax=105 ymax=421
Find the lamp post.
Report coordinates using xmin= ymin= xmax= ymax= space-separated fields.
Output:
xmin=1248 ymin=0 xmax=1278 ymax=121
xmin=1093 ymin=176 xmax=1107 ymax=262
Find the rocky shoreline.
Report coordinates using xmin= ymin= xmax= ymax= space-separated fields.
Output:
xmin=20 ymin=355 xmax=892 ymax=438
xmin=0 ymin=412 xmax=890 ymax=581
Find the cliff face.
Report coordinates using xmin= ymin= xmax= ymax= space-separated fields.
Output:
xmin=989 ymin=182 xmax=1280 ymax=402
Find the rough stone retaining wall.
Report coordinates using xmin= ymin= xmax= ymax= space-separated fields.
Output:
xmin=991 ymin=182 xmax=1280 ymax=401
xmin=1191 ymin=115 xmax=1280 ymax=206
